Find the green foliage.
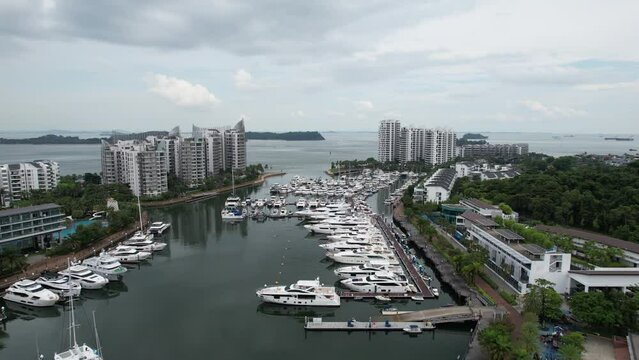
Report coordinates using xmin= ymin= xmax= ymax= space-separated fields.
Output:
xmin=330 ymin=159 xmax=433 ymax=174
xmin=0 ymin=246 xmax=28 ymax=276
xmin=451 ymin=242 xmax=487 ymax=283
xmin=479 ymin=320 xmax=514 ymax=360
xmin=499 ymin=290 xmax=518 ymax=306
xmin=523 ymin=279 xmax=563 ymax=322
xmin=499 ymin=203 xmax=513 ymax=215
xmin=519 ymin=313 xmax=540 ymax=357
xmin=569 ymin=291 xmax=639 ymax=330
xmin=581 ymin=241 xmax=625 ymax=267
xmin=458 ymin=157 xmax=639 ymax=242
xmin=558 ymin=332 xmax=585 ymax=360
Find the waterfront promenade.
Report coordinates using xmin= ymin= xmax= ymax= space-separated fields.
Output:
xmin=141 ymin=171 xmax=286 ymax=207
xmin=0 ymin=216 xmax=146 ymax=291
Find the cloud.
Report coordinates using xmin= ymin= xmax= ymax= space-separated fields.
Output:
xmin=148 ymin=74 xmax=220 ymax=107
xmin=290 ymin=110 xmax=305 ymax=117
xmin=234 ymin=69 xmax=258 ymax=90
xmin=521 ymin=100 xmax=586 ymax=118
xmin=354 ymin=100 xmax=374 ymax=111
xmin=575 ymin=81 xmax=639 ymax=91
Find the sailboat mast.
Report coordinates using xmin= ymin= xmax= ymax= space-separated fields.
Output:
xmin=137 ymin=195 xmax=143 ymax=232
xmin=92 ymin=311 xmax=102 ymax=358
xmin=70 ymin=293 xmax=78 ymax=347
xmin=231 ymin=167 xmax=235 ymax=195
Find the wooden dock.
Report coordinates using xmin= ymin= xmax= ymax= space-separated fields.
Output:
xmin=304 ymin=317 xmax=434 ymax=331
xmin=373 ymin=215 xmax=434 ymax=298
xmin=339 ymin=291 xmax=418 ymax=299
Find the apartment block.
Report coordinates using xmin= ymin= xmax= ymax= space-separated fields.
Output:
xmin=378 ymin=120 xmax=402 ymax=162
xmin=0 ymin=160 xmax=60 ymax=206
xmin=379 ymin=120 xmax=456 ymax=165
xmin=460 ymin=143 xmax=529 ymax=159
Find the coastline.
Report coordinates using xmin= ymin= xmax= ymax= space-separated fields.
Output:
xmin=141 ymin=171 xmax=286 ymax=208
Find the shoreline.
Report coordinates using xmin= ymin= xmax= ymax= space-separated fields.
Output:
xmin=141 ymin=171 xmax=286 ymax=208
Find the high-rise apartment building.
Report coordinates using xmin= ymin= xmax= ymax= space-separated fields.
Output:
xmin=224 ymin=120 xmax=247 ymax=170
xmin=178 ymin=137 xmax=206 ymax=187
xmin=378 ymin=120 xmax=402 ymax=162
xmin=380 ymin=120 xmax=456 ymax=165
xmin=101 ymin=140 xmax=168 ymax=197
xmin=0 ymin=160 xmax=60 ymax=206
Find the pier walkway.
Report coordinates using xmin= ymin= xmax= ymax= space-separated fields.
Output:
xmin=372 ymin=215 xmax=434 ymax=298
xmin=304 ymin=317 xmax=434 ymax=331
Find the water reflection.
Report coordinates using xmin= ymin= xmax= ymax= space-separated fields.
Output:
xmin=256 ymin=303 xmax=336 ymax=319
xmin=1 ymin=301 xmax=61 ymax=320
xmin=80 ymin=281 xmax=128 ymax=301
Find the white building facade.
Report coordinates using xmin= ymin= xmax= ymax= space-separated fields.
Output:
xmin=378 ymin=120 xmax=456 ymax=165
xmin=378 ymin=120 xmax=402 ymax=162
xmin=0 ymin=160 xmax=60 ymax=206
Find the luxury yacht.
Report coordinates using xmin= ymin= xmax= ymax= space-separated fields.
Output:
xmin=224 ymin=195 xmax=241 ymax=208
xmin=2 ymin=279 xmax=60 ymax=307
xmin=107 ymin=245 xmax=152 ymax=263
xmin=82 ymin=253 xmax=128 ymax=281
xmin=148 ymin=221 xmax=171 ymax=234
xmin=296 ymin=198 xmax=307 ymax=209
xmin=327 ymin=250 xmax=399 ymax=265
xmin=123 ymin=231 xmax=167 ymax=251
xmin=60 ymin=265 xmax=109 ymax=289
xmin=319 ymin=240 xmax=387 ymax=252
xmin=256 ymin=278 xmax=340 ymax=307
xmin=36 ymin=272 xmax=82 ymax=297
xmin=334 ymin=262 xmax=403 ymax=279
xmin=341 ymin=273 xmax=413 ymax=293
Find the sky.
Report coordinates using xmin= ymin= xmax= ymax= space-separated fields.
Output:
xmin=0 ymin=0 xmax=638 ymax=133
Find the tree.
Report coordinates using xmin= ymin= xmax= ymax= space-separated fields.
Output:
xmin=519 ymin=312 xmax=540 ymax=358
xmin=523 ymin=279 xmax=563 ymax=322
xmin=558 ymin=332 xmax=585 ymax=360
xmin=569 ymin=291 xmax=639 ymax=330
xmin=479 ymin=320 xmax=513 ymax=360
xmin=0 ymin=246 xmax=27 ymax=275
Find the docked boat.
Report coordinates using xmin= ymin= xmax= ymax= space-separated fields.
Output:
xmin=53 ymin=295 xmax=103 ymax=360
xmin=108 ymin=245 xmax=152 ymax=263
xmin=148 ymin=221 xmax=171 ymax=234
xmin=296 ymin=198 xmax=307 ymax=209
xmin=224 ymin=196 xmax=241 ymax=208
xmin=402 ymin=324 xmax=422 ymax=334
xmin=374 ymin=295 xmax=392 ymax=302
xmin=334 ymin=262 xmax=402 ymax=279
xmin=327 ymin=250 xmax=399 ymax=265
xmin=60 ymin=265 xmax=109 ymax=289
xmin=380 ymin=307 xmax=411 ymax=316
xmin=82 ymin=253 xmax=128 ymax=281
xmin=36 ymin=272 xmax=82 ymax=298
xmin=340 ymin=273 xmax=412 ymax=293
xmin=221 ymin=207 xmax=245 ymax=221
xmin=123 ymin=231 xmax=167 ymax=251
xmin=431 ymin=288 xmax=440 ymax=297
xmin=256 ymin=278 xmax=340 ymax=307
xmin=411 ymin=296 xmax=424 ymax=302
xmin=2 ymin=279 xmax=60 ymax=307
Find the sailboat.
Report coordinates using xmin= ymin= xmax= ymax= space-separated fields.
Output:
xmin=222 ymin=167 xmax=245 ymax=221
xmin=52 ymin=295 xmax=103 ymax=360
xmin=125 ymin=196 xmax=167 ymax=250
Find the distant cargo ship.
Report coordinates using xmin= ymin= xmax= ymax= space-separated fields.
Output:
xmin=604 ymin=137 xmax=634 ymax=141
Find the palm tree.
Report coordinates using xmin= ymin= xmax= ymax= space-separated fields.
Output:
xmin=0 ymin=247 xmax=27 ymax=275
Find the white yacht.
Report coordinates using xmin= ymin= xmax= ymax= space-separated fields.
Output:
xmin=2 ymin=279 xmax=60 ymax=307
xmin=308 ymin=199 xmax=319 ymax=209
xmin=82 ymin=253 xmax=128 ymax=281
xmin=221 ymin=207 xmax=246 ymax=221
xmin=148 ymin=221 xmax=171 ymax=234
xmin=224 ymin=196 xmax=241 ymax=208
xmin=256 ymin=278 xmax=340 ymax=307
xmin=334 ymin=262 xmax=403 ymax=279
xmin=327 ymin=250 xmax=399 ymax=265
xmin=36 ymin=273 xmax=82 ymax=297
xmin=319 ymin=241 xmax=386 ymax=252
xmin=341 ymin=273 xmax=413 ymax=293
xmin=123 ymin=231 xmax=167 ymax=251
xmin=108 ymin=245 xmax=152 ymax=263
xmin=53 ymin=296 xmax=103 ymax=360
xmin=295 ymin=198 xmax=307 ymax=209
xmin=255 ymin=199 xmax=265 ymax=208
xmin=60 ymin=265 xmax=109 ymax=289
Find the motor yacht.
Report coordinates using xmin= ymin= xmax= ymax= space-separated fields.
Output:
xmin=108 ymin=245 xmax=152 ymax=263
xmin=82 ymin=253 xmax=128 ymax=281
xmin=221 ymin=207 xmax=246 ymax=221
xmin=341 ymin=273 xmax=412 ymax=293
xmin=148 ymin=221 xmax=171 ymax=234
xmin=36 ymin=272 xmax=82 ymax=297
xmin=334 ymin=262 xmax=402 ymax=279
xmin=224 ymin=195 xmax=241 ymax=208
xmin=60 ymin=265 xmax=109 ymax=289
xmin=296 ymin=198 xmax=307 ymax=209
xmin=2 ymin=279 xmax=60 ymax=307
xmin=256 ymin=278 xmax=340 ymax=307
xmin=123 ymin=231 xmax=167 ymax=251
xmin=327 ymin=250 xmax=399 ymax=265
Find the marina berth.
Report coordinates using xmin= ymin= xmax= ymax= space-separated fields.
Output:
xmin=148 ymin=221 xmax=171 ymax=234
xmin=60 ymin=265 xmax=109 ymax=290
xmin=82 ymin=253 xmax=128 ymax=281
xmin=36 ymin=273 xmax=82 ymax=298
xmin=256 ymin=278 xmax=340 ymax=307
xmin=2 ymin=279 xmax=60 ymax=307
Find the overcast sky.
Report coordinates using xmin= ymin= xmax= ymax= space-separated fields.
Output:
xmin=1 ymin=0 xmax=638 ymax=133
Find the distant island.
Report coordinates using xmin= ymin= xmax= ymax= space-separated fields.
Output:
xmin=0 ymin=131 xmax=326 ymax=144
xmin=457 ymin=133 xmax=488 ymax=146
xmin=246 ymin=131 xmax=325 ymax=141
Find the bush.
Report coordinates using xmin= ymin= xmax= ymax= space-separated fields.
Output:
xmin=499 ymin=290 xmax=518 ymax=306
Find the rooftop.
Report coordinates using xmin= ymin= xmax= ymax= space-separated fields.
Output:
xmin=0 ymin=203 xmax=62 ymax=218
xmin=535 ymin=224 xmax=639 ymax=254
xmin=460 ymin=198 xmax=495 ymax=210
xmin=493 ymin=228 xmax=525 ymax=242
xmin=459 ymin=210 xmax=498 ymax=227
xmin=424 ymin=168 xmax=457 ymax=190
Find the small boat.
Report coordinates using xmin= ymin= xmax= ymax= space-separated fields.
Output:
xmin=353 ymin=296 xmax=364 ymax=301
xmin=431 ymin=288 xmax=439 ymax=297
xmin=374 ymin=295 xmax=392 ymax=302
xmin=423 ymin=321 xmax=436 ymax=330
xmin=380 ymin=307 xmax=411 ymax=316
xmin=411 ymin=296 xmax=424 ymax=302
xmin=402 ymin=324 xmax=422 ymax=334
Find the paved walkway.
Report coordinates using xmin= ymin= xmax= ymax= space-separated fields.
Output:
xmin=474 ymin=275 xmax=522 ymax=332
xmin=1 ymin=216 xmax=146 ymax=290
xmin=583 ymin=335 xmax=616 ymax=360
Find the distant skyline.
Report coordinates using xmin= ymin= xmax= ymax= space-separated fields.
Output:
xmin=1 ymin=0 xmax=638 ymax=133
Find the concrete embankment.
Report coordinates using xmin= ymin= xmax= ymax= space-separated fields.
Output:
xmin=142 ymin=171 xmax=286 ymax=208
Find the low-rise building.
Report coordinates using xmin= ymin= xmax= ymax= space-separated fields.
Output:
xmin=415 ymin=168 xmax=457 ymax=204
xmin=459 ymin=198 xmax=518 ymax=221
xmin=459 ymin=143 xmax=529 ymax=159
xmin=0 ymin=203 xmax=66 ymax=253
xmin=454 ymin=161 xmax=520 ymax=181
xmin=569 ymin=268 xmax=639 ymax=293
xmin=458 ymin=210 xmax=571 ymax=294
